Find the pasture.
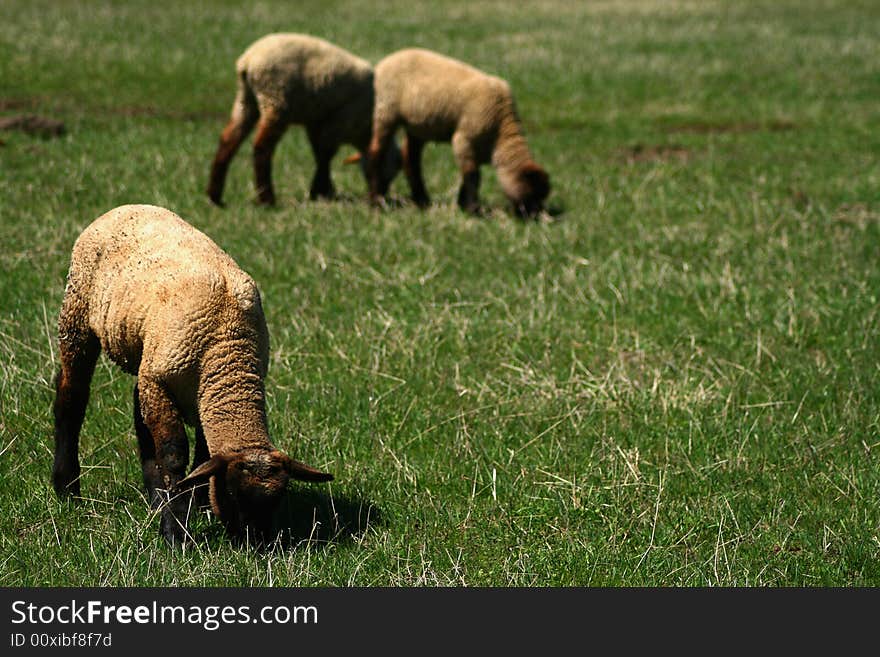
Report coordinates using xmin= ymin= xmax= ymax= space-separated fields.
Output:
xmin=1 ymin=0 xmax=879 ymax=585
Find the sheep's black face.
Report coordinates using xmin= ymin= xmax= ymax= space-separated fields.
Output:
xmin=175 ymin=447 xmax=332 ymax=546
xmin=221 ymin=450 xmax=291 ymax=543
xmin=361 ymin=141 xmax=403 ymax=195
xmin=512 ymin=164 xmax=551 ymax=219
xmin=382 ymin=141 xmax=404 ymax=192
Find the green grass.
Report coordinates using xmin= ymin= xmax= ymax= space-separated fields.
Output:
xmin=1 ymin=0 xmax=879 ymax=586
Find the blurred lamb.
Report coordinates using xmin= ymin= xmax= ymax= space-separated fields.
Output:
xmin=52 ymin=204 xmax=332 ymax=546
xmin=363 ymin=48 xmax=550 ymax=218
xmin=207 ymin=33 xmax=401 ymax=206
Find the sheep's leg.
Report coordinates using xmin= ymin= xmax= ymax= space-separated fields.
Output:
xmin=190 ymin=423 xmax=211 ymax=509
xmin=137 ymin=377 xmax=191 ymax=546
xmin=457 ymin=168 xmax=481 ymax=214
xmin=403 ymin=133 xmax=430 ymax=208
xmin=367 ymin=121 xmax=396 ymax=204
xmin=306 ymin=124 xmax=339 ymax=200
xmin=135 ymin=385 xmax=209 ymax=510
xmin=252 ymin=109 xmax=287 ymax=206
xmin=207 ymin=81 xmax=258 ymax=206
xmin=452 ymin=132 xmax=482 ymax=214
xmin=52 ymin=330 xmax=101 ymax=498
xmin=192 ymin=423 xmax=210 ymax=470
xmin=132 ymin=382 xmax=163 ymax=508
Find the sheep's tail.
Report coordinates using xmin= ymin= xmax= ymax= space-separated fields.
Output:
xmin=207 ymin=69 xmax=259 ymax=206
xmin=230 ymin=67 xmax=259 ymax=131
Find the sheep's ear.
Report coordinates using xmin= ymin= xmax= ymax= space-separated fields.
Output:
xmin=175 ymin=454 xmax=229 ymax=491
xmin=342 ymin=153 xmax=362 ymax=165
xmin=284 ymin=456 xmax=334 ymax=483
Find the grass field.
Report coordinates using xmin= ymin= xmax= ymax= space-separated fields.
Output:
xmin=1 ymin=0 xmax=879 ymax=586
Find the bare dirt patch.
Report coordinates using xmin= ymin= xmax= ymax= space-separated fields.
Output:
xmin=622 ymin=143 xmax=691 ymax=163
xmin=665 ymin=119 xmax=796 ymax=135
xmin=109 ymin=105 xmax=226 ymax=122
xmin=0 ymin=114 xmax=66 ymax=138
xmin=0 ymin=97 xmax=225 ymax=125
xmin=0 ymin=98 xmax=41 ymax=112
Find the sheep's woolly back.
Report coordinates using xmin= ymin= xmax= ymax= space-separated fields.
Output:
xmin=61 ymin=204 xmax=270 ymax=452
xmin=237 ymin=33 xmax=375 ymax=143
xmin=373 ymin=48 xmax=532 ymax=166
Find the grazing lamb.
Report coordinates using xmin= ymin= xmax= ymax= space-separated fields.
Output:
xmin=364 ymin=48 xmax=550 ymax=218
xmin=52 ymin=204 xmax=332 ymax=546
xmin=207 ymin=33 xmax=401 ymax=206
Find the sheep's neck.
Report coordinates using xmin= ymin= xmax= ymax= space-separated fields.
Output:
xmin=493 ymin=114 xmax=534 ymax=169
xmin=197 ymin=349 xmax=272 ymax=454
xmin=492 ymin=114 xmax=537 ymax=199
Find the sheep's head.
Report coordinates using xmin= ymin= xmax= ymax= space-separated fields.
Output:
xmin=175 ymin=448 xmax=332 ymax=544
xmin=344 ymin=141 xmax=403 ymax=196
xmin=508 ymin=162 xmax=551 ymax=219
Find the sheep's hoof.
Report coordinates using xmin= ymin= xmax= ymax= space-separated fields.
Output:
xmin=370 ymin=196 xmax=389 ymax=211
xmin=52 ymin=472 xmax=81 ymax=499
xmin=53 ymin=484 xmax=81 ymax=500
xmin=206 ymin=186 xmax=226 ymax=207
xmin=160 ymin=516 xmax=188 ymax=547
xmin=309 ymin=186 xmax=335 ymax=201
xmin=254 ymin=185 xmax=277 ymax=206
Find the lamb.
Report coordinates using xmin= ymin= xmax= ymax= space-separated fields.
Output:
xmin=207 ymin=33 xmax=401 ymax=206
xmin=52 ymin=204 xmax=332 ymax=546
xmin=364 ymin=48 xmax=551 ymax=218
